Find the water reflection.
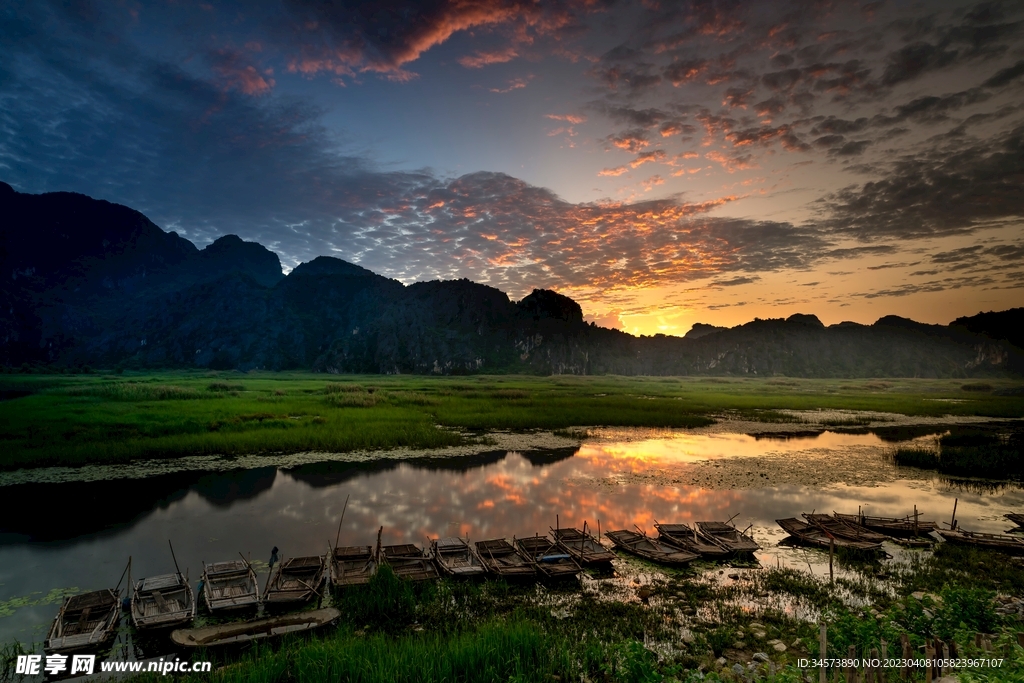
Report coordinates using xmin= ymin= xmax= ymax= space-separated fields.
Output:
xmin=1 ymin=428 xmax=1022 ymax=645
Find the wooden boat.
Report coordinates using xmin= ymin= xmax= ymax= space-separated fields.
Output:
xmin=1005 ymin=513 xmax=1024 ymax=531
xmin=804 ymin=513 xmax=888 ymax=544
xmin=776 ymin=518 xmax=882 ymax=551
xmin=605 ymin=530 xmax=699 ymax=566
xmin=45 ymin=588 xmax=121 ymax=654
xmin=654 ymin=522 xmax=729 ymax=558
xmin=381 ymin=544 xmax=439 ymax=581
xmin=834 ymin=511 xmax=937 ymax=538
xmin=696 ymin=521 xmax=760 ymax=553
xmin=936 ymin=528 xmax=1024 ymax=554
xmin=514 ymin=535 xmax=581 ymax=579
xmin=171 ymin=608 xmax=340 ymax=648
xmin=263 ymin=555 xmax=327 ymax=607
xmin=201 ymin=560 xmax=259 ymax=612
xmin=552 ymin=527 xmax=616 ymax=566
xmin=330 ymin=545 xmax=377 ymax=587
xmin=431 ymin=537 xmax=487 ymax=578
xmin=131 ymin=572 xmax=196 ymax=630
xmin=475 ymin=538 xmax=537 ymax=578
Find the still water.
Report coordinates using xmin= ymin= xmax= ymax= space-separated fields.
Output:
xmin=2 ymin=427 xmax=1022 ymax=645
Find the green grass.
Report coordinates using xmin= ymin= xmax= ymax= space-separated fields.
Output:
xmin=1 ymin=372 xmax=1022 ymax=470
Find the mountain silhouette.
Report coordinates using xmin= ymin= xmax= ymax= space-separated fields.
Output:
xmin=2 ymin=182 xmax=1021 ymax=376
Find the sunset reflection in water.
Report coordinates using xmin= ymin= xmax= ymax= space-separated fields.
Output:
xmin=1 ymin=428 xmax=1022 ymax=643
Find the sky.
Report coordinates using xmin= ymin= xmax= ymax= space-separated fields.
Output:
xmin=2 ymin=0 xmax=1023 ymax=336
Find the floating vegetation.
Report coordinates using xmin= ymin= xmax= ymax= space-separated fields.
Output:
xmin=0 ymin=587 xmax=79 ymax=618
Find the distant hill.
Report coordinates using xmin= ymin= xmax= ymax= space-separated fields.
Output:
xmin=2 ymin=182 xmax=1021 ymax=377
xmin=950 ymin=308 xmax=1024 ymax=350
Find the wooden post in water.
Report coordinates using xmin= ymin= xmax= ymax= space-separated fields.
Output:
xmin=950 ymin=498 xmax=958 ymax=530
xmin=819 ymin=623 xmax=828 ymax=683
xmin=334 ymin=494 xmax=350 ymax=549
xmin=829 ymin=537 xmax=835 ymax=583
xmin=913 ymin=505 xmax=919 ymax=537
xmin=900 ymin=633 xmax=911 ymax=680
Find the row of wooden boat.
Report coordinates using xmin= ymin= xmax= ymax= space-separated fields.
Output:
xmin=777 ymin=511 xmax=932 ymax=552
xmin=43 ymin=517 xmax=759 ymax=653
xmin=777 ymin=510 xmax=1024 ymax=555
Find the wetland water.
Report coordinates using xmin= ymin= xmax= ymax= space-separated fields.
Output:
xmin=2 ymin=425 xmax=1022 ymax=646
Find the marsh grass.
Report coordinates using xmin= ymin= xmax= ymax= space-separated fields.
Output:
xmin=893 ymin=428 xmax=1023 ymax=478
xmin=65 ymin=382 xmax=206 ymax=401
xmin=2 ymin=372 xmax=1023 ymax=469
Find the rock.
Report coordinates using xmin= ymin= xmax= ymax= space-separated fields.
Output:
xmin=911 ymin=591 xmax=925 ymax=601
xmin=752 ymin=629 xmax=767 ymax=639
xmin=772 ymin=642 xmax=787 ymax=653
xmin=680 ymin=629 xmax=695 ymax=644
xmin=749 ymin=622 xmax=765 ymax=630
xmin=732 ymin=664 xmax=746 ymax=675
xmin=791 ymin=639 xmax=801 ymax=648
xmin=728 ymin=573 xmax=740 ymax=580
xmin=753 ymin=653 xmax=770 ymax=663
xmin=733 ymin=641 xmax=746 ymax=649
xmin=716 ymin=657 xmax=728 ymax=667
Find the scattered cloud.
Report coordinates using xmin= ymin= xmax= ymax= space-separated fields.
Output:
xmin=459 ymin=46 xmax=519 ymax=69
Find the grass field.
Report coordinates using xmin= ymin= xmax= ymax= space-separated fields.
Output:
xmin=1 ymin=371 xmax=1022 ymax=470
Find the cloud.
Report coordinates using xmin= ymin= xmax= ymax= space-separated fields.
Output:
xmin=630 ymin=150 xmax=666 ymax=168
xmin=546 ymin=113 xmax=587 ymax=124
xmin=280 ymin=0 xmax=590 ymax=83
xmin=209 ymin=49 xmax=276 ymax=95
xmin=711 ymin=276 xmax=760 ymax=287
xmin=823 ymin=123 xmax=1024 ymax=239
xmin=607 ymin=130 xmax=649 ymax=152
xmin=489 ymin=75 xmax=532 ymax=93
xmin=585 ymin=310 xmax=623 ymax=329
xmin=458 ymin=46 xmax=519 ymax=68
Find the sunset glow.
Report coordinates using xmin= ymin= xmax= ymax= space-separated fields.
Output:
xmin=3 ymin=0 xmax=1022 ymax=333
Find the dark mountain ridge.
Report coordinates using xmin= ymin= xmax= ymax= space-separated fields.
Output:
xmin=2 ymin=182 xmax=1021 ymax=376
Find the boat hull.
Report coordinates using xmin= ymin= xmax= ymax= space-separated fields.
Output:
xmin=171 ymin=608 xmax=341 ymax=648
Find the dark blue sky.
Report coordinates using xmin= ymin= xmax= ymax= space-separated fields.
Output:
xmin=2 ymin=0 xmax=1022 ymax=334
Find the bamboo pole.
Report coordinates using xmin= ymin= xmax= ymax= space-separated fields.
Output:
xmin=334 ymin=494 xmax=350 ymax=549
xmin=819 ymin=623 xmax=827 ymax=683
xmin=951 ymin=498 xmax=958 ymax=530
xmin=169 ymin=540 xmax=182 ymax=577
xmin=900 ymin=633 xmax=910 ymax=680
xmin=829 ymin=537 xmax=835 ymax=583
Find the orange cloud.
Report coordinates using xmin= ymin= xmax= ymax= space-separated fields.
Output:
xmin=490 ymin=76 xmax=532 ymax=93
xmin=546 ymin=113 xmax=587 ymax=124
xmin=630 ymin=150 xmax=667 ymax=168
xmin=283 ymin=1 xmax=590 ymax=84
xmin=210 ymin=49 xmax=275 ymax=95
xmin=598 ymin=166 xmax=629 ymax=176
xmin=459 ymin=47 xmax=519 ymax=68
